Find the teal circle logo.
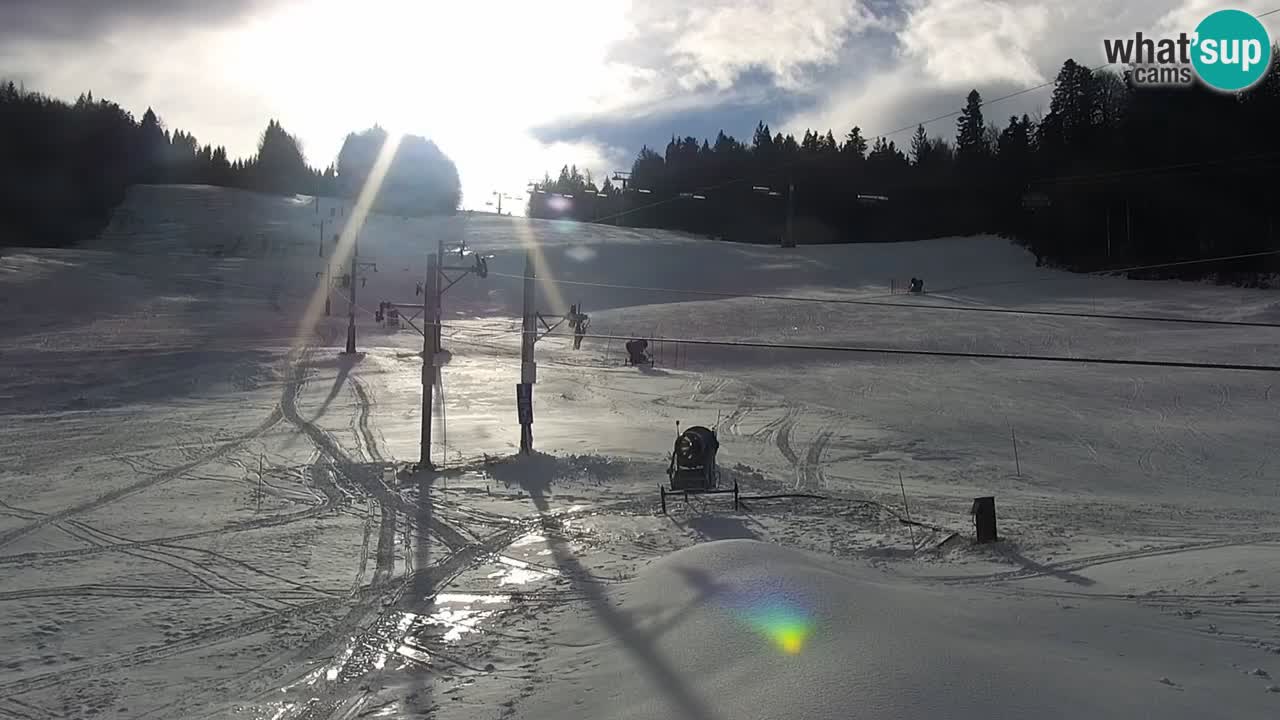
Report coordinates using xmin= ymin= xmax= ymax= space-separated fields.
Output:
xmin=1191 ymin=9 xmax=1273 ymax=91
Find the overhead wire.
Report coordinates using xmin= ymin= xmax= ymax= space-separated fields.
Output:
xmin=1030 ymin=150 xmax=1280 ymax=188
xmin=435 ymin=325 xmax=1280 ymax=373
xmin=488 ymin=246 xmax=1280 ymax=330
xmin=930 ymin=249 xmax=1280 ymax=296
xmin=571 ymin=57 xmax=1121 ymax=225
xmin=582 ymin=67 xmax=1121 ymax=224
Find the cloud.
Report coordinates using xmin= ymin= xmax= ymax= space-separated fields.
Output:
xmin=899 ymin=0 xmax=1051 ymax=87
xmin=1154 ymin=0 xmax=1278 ymax=35
xmin=6 ymin=0 xmax=1277 ymax=212
xmin=532 ymin=66 xmax=820 ymax=148
xmin=560 ymin=1 xmax=878 ymax=123
xmin=782 ymin=0 xmax=1276 ymax=146
xmin=535 ymin=1 xmax=895 ymax=156
xmin=0 ymin=0 xmax=261 ymax=42
xmin=0 ymin=14 xmax=274 ymax=158
xmin=663 ymin=0 xmax=887 ymax=90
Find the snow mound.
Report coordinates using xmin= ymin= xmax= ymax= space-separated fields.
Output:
xmin=515 ymin=539 xmax=1274 ymax=720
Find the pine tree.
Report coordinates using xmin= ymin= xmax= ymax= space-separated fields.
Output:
xmin=136 ymin=108 xmax=167 ymax=183
xmin=1039 ymin=59 xmax=1100 ymax=161
xmin=955 ymin=89 xmax=989 ymax=165
xmin=910 ymin=124 xmax=931 ymax=166
xmin=253 ymin=119 xmax=308 ymax=194
xmin=842 ymin=127 xmax=867 ymax=159
xmin=752 ymin=122 xmax=774 ymax=152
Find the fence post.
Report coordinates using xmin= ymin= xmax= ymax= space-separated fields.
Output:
xmin=1011 ymin=427 xmax=1021 ymax=477
xmin=899 ymin=471 xmax=916 ymax=553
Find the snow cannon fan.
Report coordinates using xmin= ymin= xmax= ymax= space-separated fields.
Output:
xmin=667 ymin=422 xmax=719 ymax=491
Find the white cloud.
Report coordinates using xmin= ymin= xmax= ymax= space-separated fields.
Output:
xmin=666 ymin=0 xmax=886 ymax=90
xmin=899 ymin=0 xmax=1052 ymax=87
xmin=782 ymin=0 xmax=1276 ymax=146
xmin=0 ymin=19 xmax=273 ymax=158
xmin=1155 ymin=0 xmax=1277 ymax=35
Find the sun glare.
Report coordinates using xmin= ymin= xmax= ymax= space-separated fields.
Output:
xmin=291 ymin=130 xmax=402 ymax=351
xmin=222 ymin=0 xmax=630 ymax=208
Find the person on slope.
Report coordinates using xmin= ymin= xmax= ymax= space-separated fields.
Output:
xmin=570 ymin=304 xmax=590 ymax=350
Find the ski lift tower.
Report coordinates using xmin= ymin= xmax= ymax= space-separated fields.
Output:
xmin=488 ymin=191 xmax=523 ymax=216
xmin=753 ymin=185 xmax=792 ymax=246
xmin=394 ymin=238 xmax=495 ymax=468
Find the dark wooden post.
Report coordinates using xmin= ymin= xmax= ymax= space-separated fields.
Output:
xmin=972 ymin=496 xmax=998 ymax=543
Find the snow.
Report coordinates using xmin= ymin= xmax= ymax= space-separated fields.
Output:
xmin=513 ymin=539 xmax=1278 ymax=720
xmin=1 ymin=184 xmax=1279 ymax=718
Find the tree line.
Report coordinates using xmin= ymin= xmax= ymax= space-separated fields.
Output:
xmin=0 ymin=82 xmax=461 ymax=247
xmin=531 ymin=53 xmax=1280 ymax=282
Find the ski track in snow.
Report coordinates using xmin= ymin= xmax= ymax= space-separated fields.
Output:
xmin=934 ymin=531 xmax=1280 ymax=584
xmin=0 ymin=407 xmax=283 ymax=551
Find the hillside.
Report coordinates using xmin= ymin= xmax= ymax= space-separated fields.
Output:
xmin=1 ymin=184 xmax=1278 ymax=719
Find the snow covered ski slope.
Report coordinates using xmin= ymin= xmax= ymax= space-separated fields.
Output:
xmin=2 ymin=184 xmax=1279 ymax=719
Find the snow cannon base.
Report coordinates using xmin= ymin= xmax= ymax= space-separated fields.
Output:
xmin=661 ymin=423 xmax=738 ymax=513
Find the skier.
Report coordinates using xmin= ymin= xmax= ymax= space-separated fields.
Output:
xmin=570 ymin=304 xmax=590 ymax=350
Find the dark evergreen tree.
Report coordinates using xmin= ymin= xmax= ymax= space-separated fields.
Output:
xmin=529 ymin=52 xmax=1279 ymax=281
xmin=336 ymin=126 xmax=461 ymax=215
xmin=955 ymin=89 xmax=990 ymax=166
xmin=843 ymin=127 xmax=868 ymax=159
xmin=910 ymin=124 xmax=932 ymax=167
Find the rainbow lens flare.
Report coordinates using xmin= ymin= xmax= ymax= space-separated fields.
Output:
xmin=740 ymin=597 xmax=815 ymax=655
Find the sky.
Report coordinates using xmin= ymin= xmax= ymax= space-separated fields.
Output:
xmin=1 ymin=0 xmax=1276 ymax=211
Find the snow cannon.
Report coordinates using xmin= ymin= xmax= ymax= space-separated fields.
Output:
xmin=661 ymin=422 xmax=738 ymax=513
xmin=667 ymin=424 xmax=719 ymax=491
xmin=625 ymin=339 xmax=653 ymax=366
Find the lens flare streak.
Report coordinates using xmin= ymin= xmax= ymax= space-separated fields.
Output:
xmin=743 ymin=602 xmax=815 ymax=655
xmin=715 ymin=587 xmax=816 ymax=656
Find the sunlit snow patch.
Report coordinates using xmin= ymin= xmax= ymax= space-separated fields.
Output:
xmin=325 ymin=644 xmax=357 ymax=681
xmin=487 ymin=554 xmax=561 ymax=586
xmin=418 ymin=592 xmax=512 ymax=644
xmin=566 ymin=245 xmax=596 ymax=262
xmin=372 ymin=611 xmax=419 ymax=671
xmin=436 ymin=592 xmax=511 ymax=604
xmin=425 ymin=607 xmax=497 ymax=642
xmin=510 ymin=533 xmax=547 ymax=548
